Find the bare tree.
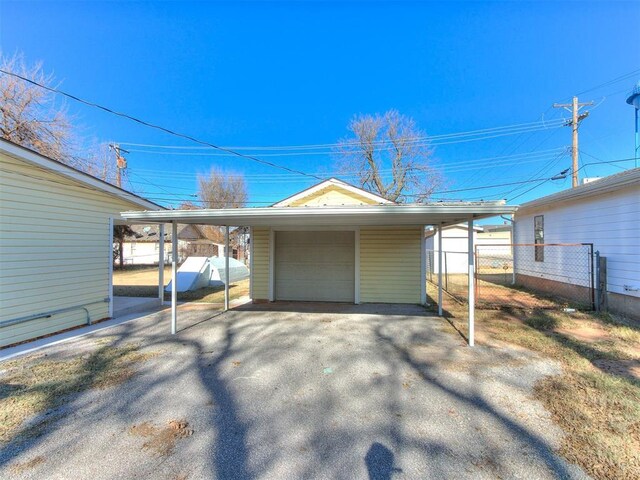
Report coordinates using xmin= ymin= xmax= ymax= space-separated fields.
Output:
xmin=196 ymin=169 xmax=247 ymax=247
xmin=84 ymin=142 xmax=118 ymax=184
xmin=0 ymin=53 xmax=82 ymax=166
xmin=336 ymin=110 xmax=442 ymax=203
xmin=113 ymin=224 xmax=135 ymax=269
xmin=177 ymin=201 xmax=199 ymax=210
xmin=197 ymin=168 xmax=247 ymax=208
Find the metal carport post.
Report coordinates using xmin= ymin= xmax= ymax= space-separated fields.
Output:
xmin=171 ymin=221 xmax=178 ymax=335
xmin=437 ymin=224 xmax=443 ymax=317
xmin=224 ymin=226 xmax=230 ymax=311
xmin=467 ymin=219 xmax=475 ymax=347
xmin=121 ymin=202 xmax=516 ymax=346
xmin=158 ymin=224 xmax=165 ymax=305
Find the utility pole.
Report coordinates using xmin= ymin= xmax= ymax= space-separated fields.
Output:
xmin=553 ymin=96 xmax=594 ymax=188
xmin=109 ymin=144 xmax=129 ymax=188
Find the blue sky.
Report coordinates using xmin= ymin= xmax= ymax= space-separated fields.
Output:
xmin=1 ymin=1 xmax=638 ymax=209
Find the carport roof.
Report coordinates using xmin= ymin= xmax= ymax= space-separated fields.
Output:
xmin=121 ymin=201 xmax=517 ymax=227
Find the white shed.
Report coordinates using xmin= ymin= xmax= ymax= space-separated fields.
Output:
xmin=0 ymin=139 xmax=161 ymax=347
xmin=425 ymin=223 xmax=483 ymax=273
xmin=513 ymin=168 xmax=640 ymax=319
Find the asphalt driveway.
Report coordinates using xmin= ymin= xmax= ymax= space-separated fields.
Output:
xmin=0 ymin=303 xmax=589 ymax=479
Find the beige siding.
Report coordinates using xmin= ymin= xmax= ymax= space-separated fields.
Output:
xmin=0 ymin=152 xmax=152 ymax=347
xmin=288 ymin=185 xmax=380 ymax=206
xmin=360 ymin=227 xmax=422 ymax=304
xmin=251 ymin=227 xmax=270 ymax=300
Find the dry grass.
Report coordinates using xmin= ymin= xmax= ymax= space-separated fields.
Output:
xmin=177 ymin=279 xmax=250 ymax=303
xmin=439 ymin=294 xmax=640 ymax=480
xmin=0 ymin=341 xmax=156 ymax=444
xmin=129 ymin=419 xmax=193 ymax=457
xmin=113 ymin=266 xmax=171 ymax=286
xmin=113 ymin=266 xmax=250 ymax=304
xmin=9 ymin=456 xmax=45 ymax=474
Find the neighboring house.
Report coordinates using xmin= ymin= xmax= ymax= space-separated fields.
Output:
xmin=0 ymin=139 xmax=162 ymax=347
xmin=424 ymin=223 xmax=483 ymax=273
xmin=123 ymin=224 xmax=222 ymax=265
xmin=513 ymin=168 xmax=640 ymax=319
xmin=478 ymin=223 xmax=512 ymax=245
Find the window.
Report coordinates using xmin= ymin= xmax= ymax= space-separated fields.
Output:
xmin=534 ymin=215 xmax=544 ymax=262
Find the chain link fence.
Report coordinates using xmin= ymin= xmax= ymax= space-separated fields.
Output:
xmin=426 ymin=243 xmax=595 ymax=310
xmin=426 ymin=250 xmax=471 ymax=303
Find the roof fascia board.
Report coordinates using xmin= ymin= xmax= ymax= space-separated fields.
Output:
xmin=0 ymin=139 xmax=163 ymax=211
xmin=122 ymin=204 xmax=517 ymax=226
xmin=518 ymin=169 xmax=640 ymax=213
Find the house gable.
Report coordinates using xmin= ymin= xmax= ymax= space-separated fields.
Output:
xmin=274 ymin=178 xmax=393 ymax=207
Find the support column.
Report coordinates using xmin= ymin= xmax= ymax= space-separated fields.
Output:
xmin=511 ymin=213 xmax=516 ymax=285
xmin=420 ymin=225 xmax=426 ymax=305
xmin=249 ymin=226 xmax=254 ymax=300
xmin=158 ymin=224 xmax=165 ymax=304
xmin=268 ymin=229 xmax=275 ymax=302
xmin=355 ymin=227 xmax=361 ymax=304
xmin=171 ymin=221 xmax=178 ymax=335
xmin=437 ymin=225 xmax=443 ymax=316
xmin=108 ymin=218 xmax=114 ymax=318
xmin=224 ymin=225 xmax=230 ymax=311
xmin=467 ymin=219 xmax=475 ymax=347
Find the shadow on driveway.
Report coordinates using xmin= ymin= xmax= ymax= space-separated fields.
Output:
xmin=0 ymin=303 xmax=587 ymax=479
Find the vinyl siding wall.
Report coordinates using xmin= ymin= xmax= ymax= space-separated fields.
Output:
xmin=360 ymin=227 xmax=422 ymax=304
xmin=251 ymin=227 xmax=270 ymax=300
xmin=249 ymin=226 xmax=423 ymax=304
xmin=288 ymin=187 xmax=379 ymax=206
xmin=514 ymin=185 xmax=640 ymax=299
xmin=0 ymin=152 xmax=150 ymax=347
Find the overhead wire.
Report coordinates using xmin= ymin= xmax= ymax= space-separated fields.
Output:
xmin=6 ymin=155 xmax=629 ymax=208
xmin=128 ymin=147 xmax=566 ymax=179
xmin=575 ymin=67 xmax=640 ymax=96
xmin=118 ymin=118 xmax=565 ymax=152
xmin=0 ymin=68 xmax=322 ymax=181
xmin=121 ymin=122 xmax=565 ymax=157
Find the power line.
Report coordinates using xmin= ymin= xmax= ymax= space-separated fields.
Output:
xmin=0 ymin=68 xmax=322 ymax=181
xmin=136 ymin=174 xmax=576 ymax=203
xmin=103 ymin=156 xmax=640 ymax=206
xmin=493 ymin=149 xmax=570 ymax=200
xmin=580 ymin=150 xmax=630 ymax=171
xmin=129 ymin=147 xmax=565 ymax=178
xmin=575 ymin=67 xmax=640 ymax=96
xmin=126 ymin=153 xmax=565 ymax=192
xmin=507 ymin=156 xmax=637 ymax=202
xmin=118 ymin=118 xmax=565 ymax=152
xmin=121 ymin=123 xmax=563 ymax=157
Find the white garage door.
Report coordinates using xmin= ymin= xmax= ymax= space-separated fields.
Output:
xmin=275 ymin=231 xmax=355 ymax=302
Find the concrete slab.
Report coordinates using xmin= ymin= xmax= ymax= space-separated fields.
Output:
xmin=113 ymin=296 xmax=162 ymax=317
xmin=0 ymin=303 xmax=589 ymax=480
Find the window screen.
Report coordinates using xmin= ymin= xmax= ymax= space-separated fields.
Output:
xmin=534 ymin=215 xmax=544 ymax=262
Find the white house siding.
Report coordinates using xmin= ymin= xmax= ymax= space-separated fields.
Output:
xmin=424 ymin=226 xmax=479 ymax=274
xmin=0 ymin=151 xmax=153 ymax=347
xmin=514 ymin=185 xmax=640 ymax=316
xmin=123 ymin=241 xmax=161 ymax=265
xmin=121 ymin=239 xmax=205 ymax=265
